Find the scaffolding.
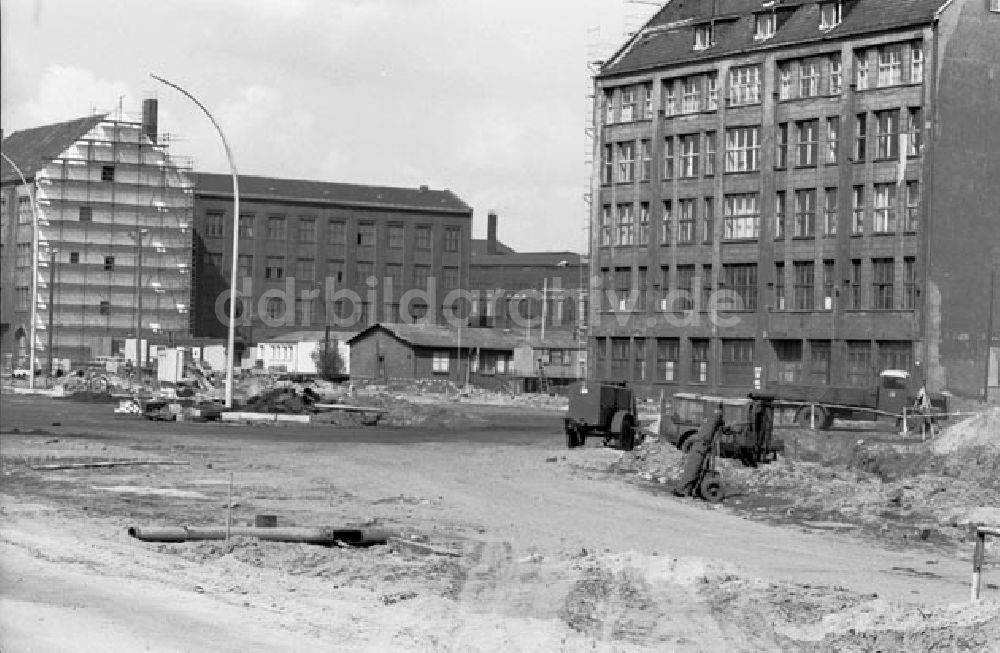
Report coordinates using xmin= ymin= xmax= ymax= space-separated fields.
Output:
xmin=31 ymin=114 xmax=194 ymax=366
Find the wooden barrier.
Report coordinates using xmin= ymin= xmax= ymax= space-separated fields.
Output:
xmin=972 ymin=525 xmax=1000 ymax=601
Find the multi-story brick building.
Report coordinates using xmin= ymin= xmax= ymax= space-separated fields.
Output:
xmin=1 ymin=100 xmax=194 ymax=370
xmin=589 ymin=0 xmax=1000 ymax=397
xmin=191 ymin=174 xmax=472 ymax=342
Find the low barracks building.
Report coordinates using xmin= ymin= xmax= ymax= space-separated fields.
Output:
xmin=589 ymin=0 xmax=1000 ymax=397
xmin=191 ymin=174 xmax=472 ymax=341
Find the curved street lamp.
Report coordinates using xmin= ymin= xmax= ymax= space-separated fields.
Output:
xmin=1 ymin=151 xmax=39 ymax=389
xmin=151 ymin=74 xmax=240 ymax=408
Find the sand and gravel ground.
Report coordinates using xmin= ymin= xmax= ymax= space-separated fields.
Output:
xmin=1 ymin=394 xmax=998 ymax=651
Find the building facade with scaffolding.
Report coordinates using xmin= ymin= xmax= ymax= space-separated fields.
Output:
xmin=0 ymin=99 xmax=194 ymax=371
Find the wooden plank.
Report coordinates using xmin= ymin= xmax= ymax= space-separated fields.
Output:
xmin=312 ymin=404 xmax=388 ymax=413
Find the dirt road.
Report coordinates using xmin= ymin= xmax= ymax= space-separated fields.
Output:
xmin=1 ymin=395 xmax=997 ymax=651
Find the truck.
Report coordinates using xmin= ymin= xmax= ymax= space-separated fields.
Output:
xmin=564 ymin=381 xmax=639 ymax=451
xmin=659 ymin=393 xmax=782 ymax=466
xmin=769 ymin=369 xmax=948 ymax=430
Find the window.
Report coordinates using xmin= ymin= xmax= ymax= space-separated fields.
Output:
xmin=656 ymin=338 xmax=679 ymax=382
xmin=725 ymin=126 xmax=760 ymax=172
xmin=265 ymin=256 xmax=284 ymax=279
xmin=826 ymin=116 xmax=839 ymax=164
xmin=611 ymin=338 xmax=630 ymax=380
xmin=776 ymin=123 xmax=789 ymax=168
xmin=847 ymin=341 xmax=873 ymax=386
xmin=679 ymin=134 xmax=699 ymax=177
xmin=327 ymin=260 xmax=344 ymax=284
xmin=621 ymin=86 xmax=636 ymax=122
xmin=830 ymin=54 xmax=843 ymax=94
xmin=661 ymin=200 xmax=672 ymax=244
xmin=633 ymin=338 xmax=647 ymax=381
xmin=614 ymin=268 xmax=632 ymax=311
xmin=775 ymin=262 xmax=786 ymax=310
xmin=678 ymin=200 xmax=695 ymax=244
xmin=823 ymin=260 xmax=836 ymax=309
xmin=605 ymin=89 xmax=615 ymax=124
xmin=676 ymin=265 xmax=695 ymax=311
xmin=991 ymin=0 xmax=1000 ymax=12
xmin=700 ymin=264 xmax=713 ymax=309
xmin=911 ymin=43 xmax=924 ymax=83
xmin=298 ymin=217 xmax=316 ymax=243
xmin=238 ymin=254 xmax=253 ymax=278
xmin=442 ymin=266 xmax=460 ymax=290
xmin=793 ymin=261 xmax=815 ymax=310
xmin=877 ymin=45 xmax=903 ymax=86
xmin=663 ymin=136 xmax=674 ymax=179
xmin=855 ymin=113 xmax=867 ymax=160
xmin=206 ymin=252 xmax=223 ymax=269
xmin=414 ymin=265 xmax=430 ymax=289
xmin=639 ymin=139 xmax=652 ymax=181
xmin=266 ymin=297 xmax=285 ymax=320
xmin=617 ymin=141 xmax=635 ymax=182
xmin=600 ymin=205 xmax=613 ymax=246
xmin=682 ymin=78 xmax=700 ymax=113
xmin=445 ymin=226 xmax=461 ymax=252
xmin=101 ymin=165 xmax=115 ymax=181
xmin=820 ymin=1 xmax=842 ymax=29
xmin=643 ymin=83 xmax=653 ymax=119
xmin=355 ymin=261 xmax=374 ymax=287
xmin=904 ymin=257 xmax=917 ymax=309
xmin=722 ymin=263 xmax=758 ymax=310
xmin=721 ymin=339 xmax=754 ymax=386
xmin=849 ymin=259 xmax=863 ymax=309
xmin=658 ymin=266 xmax=670 ymax=310
xmin=388 ymin=224 xmax=404 ymax=249
xmin=810 ymin=341 xmax=832 ymax=384
xmin=907 ymin=107 xmax=923 ymax=156
xmin=239 ymin=215 xmax=254 ymax=238
xmin=702 ymin=197 xmax=714 ymax=243
xmin=602 ymin=144 xmax=614 ymax=184
xmin=800 ymin=60 xmax=820 ymax=97
xmin=694 ymin=23 xmax=713 ymax=50
xmin=775 ymin=191 xmax=787 ymax=239
xmin=385 ymin=263 xmax=403 ymax=289
xmin=872 ymin=258 xmax=894 ymax=310
xmin=856 ymin=52 xmax=870 ymax=90
xmin=755 ymin=12 xmax=776 ymax=40
xmin=616 ymin=203 xmax=635 ymax=246
xmin=796 ymin=119 xmax=819 ymax=166
xmin=16 ymin=286 xmax=30 ymax=311
xmin=706 ymin=73 xmax=719 ymax=110
xmin=691 ymin=339 xmax=709 ymax=383
xmin=794 ymin=189 xmax=816 ymax=237
xmin=664 ymin=80 xmax=677 ymax=115
xmin=704 ymin=132 xmax=716 ymax=175
xmin=905 ymin=181 xmax=920 ymax=231
xmin=873 ymin=183 xmax=897 ymax=233
xmin=206 ymin=211 xmax=224 ymax=238
xmin=15 ymin=243 xmax=30 ymax=268
xmin=415 ymin=226 xmax=432 ymax=249
xmin=878 ymin=341 xmax=913 ymax=374
xmin=104 ymin=255 xmax=115 ymax=271
xmin=723 ymin=193 xmax=760 ymax=240
xmin=774 ymin=340 xmax=803 ymax=382
xmin=296 ymin=258 xmax=315 ymax=281
xmin=69 ymin=251 xmax=80 ymax=264
xmin=638 ymin=203 xmax=650 ymax=245
xmin=823 ymin=188 xmax=838 ymax=236
xmin=328 ymin=220 xmax=345 ymax=245
xmin=778 ymin=62 xmax=793 ymax=100
xmin=99 ymin=300 xmax=111 ymax=316
xmin=267 ymin=216 xmax=286 ymax=240
xmin=852 ymin=186 xmax=865 ymax=234
xmin=357 ymin=222 xmax=376 ymax=246
xmin=727 ymin=66 xmax=760 ymax=106
xmin=79 ymin=206 xmax=93 ymax=222
xmin=296 ymin=298 xmax=314 ymax=326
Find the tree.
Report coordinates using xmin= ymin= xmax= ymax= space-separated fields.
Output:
xmin=311 ymin=344 xmax=345 ymax=381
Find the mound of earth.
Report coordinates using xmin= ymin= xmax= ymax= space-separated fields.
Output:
xmin=932 ymin=407 xmax=1000 ymax=453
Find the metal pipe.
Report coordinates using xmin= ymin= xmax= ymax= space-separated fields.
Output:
xmin=1 ymin=152 xmax=38 ymax=387
xmin=152 ymin=74 xmax=240 ymax=408
xmin=128 ymin=526 xmax=393 ymax=545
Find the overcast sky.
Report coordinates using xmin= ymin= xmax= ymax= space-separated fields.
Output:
xmin=1 ymin=0 xmax=659 ymax=253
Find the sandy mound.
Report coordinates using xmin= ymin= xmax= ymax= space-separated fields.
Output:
xmin=932 ymin=407 xmax=1000 ymax=454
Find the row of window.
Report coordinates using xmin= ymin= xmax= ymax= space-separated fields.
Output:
xmin=203 ymin=213 xmax=463 ymax=252
xmin=599 ymin=181 xmax=921 ymax=247
xmin=602 ymin=108 xmax=922 ymax=184
xmin=594 ymin=335 xmax=913 ymax=388
xmin=600 ymin=255 xmax=918 ymax=314
xmin=604 ymin=39 xmax=923 ymax=124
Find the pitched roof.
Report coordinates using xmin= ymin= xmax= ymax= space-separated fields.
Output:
xmin=194 ymin=172 xmax=472 ymax=215
xmin=348 ymin=322 xmax=583 ymax=350
xmin=470 ymin=251 xmax=583 ymax=267
xmin=261 ymin=329 xmax=359 ymax=343
xmin=471 ymin=238 xmax=517 ymax=256
xmin=1 ymin=115 xmax=106 ymax=184
xmin=602 ymin=0 xmax=947 ymax=77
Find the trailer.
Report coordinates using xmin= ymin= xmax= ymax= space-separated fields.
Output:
xmin=659 ymin=393 xmax=782 ymax=466
xmin=564 ymin=381 xmax=639 ymax=451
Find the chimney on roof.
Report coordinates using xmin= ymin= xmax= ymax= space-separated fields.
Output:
xmin=419 ymin=184 xmax=429 ymax=193
xmin=487 ymin=211 xmax=498 ymax=255
xmin=141 ymin=98 xmax=158 ymax=145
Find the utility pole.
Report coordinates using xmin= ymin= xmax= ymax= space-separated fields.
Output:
xmin=47 ymin=248 xmax=55 ymax=377
xmin=985 ymin=266 xmax=996 ymax=403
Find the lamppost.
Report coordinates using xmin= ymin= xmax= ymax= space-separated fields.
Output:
xmin=151 ymin=74 xmax=240 ymax=407
xmin=129 ymin=228 xmax=148 ymax=367
xmin=1 ymin=151 xmax=39 ymax=387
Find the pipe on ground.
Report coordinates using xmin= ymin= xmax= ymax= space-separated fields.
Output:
xmin=128 ymin=526 xmax=392 ymax=545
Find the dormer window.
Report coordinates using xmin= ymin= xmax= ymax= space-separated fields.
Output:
xmin=754 ymin=13 xmax=776 ymax=40
xmin=694 ymin=23 xmax=714 ymax=50
xmin=819 ymin=1 xmax=842 ymax=30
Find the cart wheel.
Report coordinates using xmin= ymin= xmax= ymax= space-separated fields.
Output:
xmin=620 ymin=418 xmax=636 ymax=452
xmin=680 ymin=436 xmax=694 ymax=454
xmin=698 ymin=477 xmax=725 ymax=503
